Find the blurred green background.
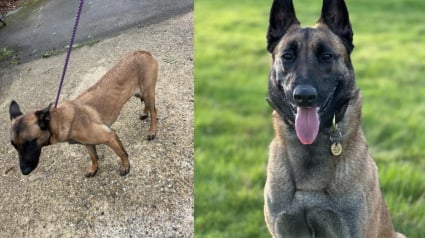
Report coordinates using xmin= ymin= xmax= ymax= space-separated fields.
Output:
xmin=194 ymin=0 xmax=425 ymax=237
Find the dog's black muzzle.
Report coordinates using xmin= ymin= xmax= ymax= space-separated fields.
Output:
xmin=17 ymin=140 xmax=42 ymax=175
xmin=19 ymin=155 xmax=40 ymax=175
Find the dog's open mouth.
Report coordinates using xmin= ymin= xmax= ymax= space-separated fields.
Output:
xmin=268 ymin=79 xmax=342 ymax=145
xmin=290 ymin=87 xmax=336 ymax=145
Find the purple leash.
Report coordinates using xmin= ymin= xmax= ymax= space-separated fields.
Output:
xmin=54 ymin=0 xmax=84 ymax=108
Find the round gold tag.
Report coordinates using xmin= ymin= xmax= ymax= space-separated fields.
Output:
xmin=331 ymin=142 xmax=342 ymax=156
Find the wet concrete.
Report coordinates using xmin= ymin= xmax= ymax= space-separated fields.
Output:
xmin=0 ymin=0 xmax=193 ymax=63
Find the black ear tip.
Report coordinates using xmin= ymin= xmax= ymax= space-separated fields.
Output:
xmin=266 ymin=44 xmax=274 ymax=54
xmin=267 ymin=0 xmax=300 ymax=54
xmin=318 ymin=0 xmax=353 ymax=52
xmin=10 ymin=100 xmax=20 ymax=110
xmin=9 ymin=100 xmax=23 ymax=120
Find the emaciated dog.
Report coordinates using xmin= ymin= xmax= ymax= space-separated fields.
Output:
xmin=9 ymin=51 xmax=157 ymax=177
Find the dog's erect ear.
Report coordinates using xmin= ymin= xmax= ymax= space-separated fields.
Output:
xmin=267 ymin=0 xmax=300 ymax=53
xmin=318 ymin=0 xmax=354 ymax=52
xmin=9 ymin=100 xmax=23 ymax=120
xmin=35 ymin=103 xmax=52 ymax=130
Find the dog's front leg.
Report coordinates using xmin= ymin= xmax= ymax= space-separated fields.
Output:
xmin=75 ymin=124 xmax=130 ymax=176
xmin=85 ymin=145 xmax=99 ymax=177
xmin=103 ymin=131 xmax=130 ymax=176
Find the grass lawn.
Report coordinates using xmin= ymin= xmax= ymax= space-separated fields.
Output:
xmin=194 ymin=0 xmax=425 ymax=237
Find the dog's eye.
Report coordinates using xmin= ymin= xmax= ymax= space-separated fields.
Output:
xmin=320 ymin=53 xmax=333 ymax=61
xmin=282 ymin=53 xmax=295 ymax=62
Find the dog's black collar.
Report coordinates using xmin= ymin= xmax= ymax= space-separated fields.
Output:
xmin=266 ymin=96 xmax=294 ymax=126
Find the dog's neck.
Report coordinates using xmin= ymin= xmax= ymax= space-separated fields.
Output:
xmin=47 ymin=103 xmax=71 ymax=145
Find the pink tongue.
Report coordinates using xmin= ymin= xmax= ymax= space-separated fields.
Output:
xmin=295 ymin=107 xmax=320 ymax=144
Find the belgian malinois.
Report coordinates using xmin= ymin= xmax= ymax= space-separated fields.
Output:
xmin=9 ymin=50 xmax=158 ymax=177
xmin=264 ymin=0 xmax=405 ymax=237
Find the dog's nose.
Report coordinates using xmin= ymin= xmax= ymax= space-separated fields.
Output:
xmin=293 ymin=85 xmax=317 ymax=107
xmin=20 ymin=166 xmax=33 ymax=175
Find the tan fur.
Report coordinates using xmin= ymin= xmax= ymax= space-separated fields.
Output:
xmin=10 ymin=50 xmax=158 ymax=176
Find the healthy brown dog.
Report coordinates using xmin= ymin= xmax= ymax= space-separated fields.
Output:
xmin=264 ymin=0 xmax=405 ymax=237
xmin=9 ymin=50 xmax=158 ymax=177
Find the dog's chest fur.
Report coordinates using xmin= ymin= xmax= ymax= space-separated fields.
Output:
xmin=274 ymin=114 xmax=337 ymax=192
xmin=286 ymin=140 xmax=335 ymax=191
xmin=266 ymin=113 xmax=369 ymax=237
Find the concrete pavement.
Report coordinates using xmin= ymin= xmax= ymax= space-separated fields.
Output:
xmin=0 ymin=0 xmax=193 ymax=63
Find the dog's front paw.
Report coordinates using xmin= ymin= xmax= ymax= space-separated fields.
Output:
xmin=119 ymin=164 xmax=130 ymax=176
xmin=146 ymin=134 xmax=156 ymax=140
xmin=139 ymin=114 xmax=148 ymax=120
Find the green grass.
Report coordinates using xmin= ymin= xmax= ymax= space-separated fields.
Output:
xmin=195 ymin=0 xmax=425 ymax=237
xmin=0 ymin=48 xmax=14 ymax=60
xmin=0 ymin=48 xmax=19 ymax=66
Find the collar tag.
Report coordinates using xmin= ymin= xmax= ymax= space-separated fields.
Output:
xmin=330 ymin=114 xmax=343 ymax=156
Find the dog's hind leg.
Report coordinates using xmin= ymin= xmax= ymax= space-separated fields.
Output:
xmin=135 ymin=93 xmax=149 ymax=120
xmin=139 ymin=96 xmax=149 ymax=120
xmin=137 ymin=95 xmax=157 ymax=141
xmin=142 ymin=90 xmax=157 ymax=140
xmin=85 ymin=145 xmax=99 ymax=177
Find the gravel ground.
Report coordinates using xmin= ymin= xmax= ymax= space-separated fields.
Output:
xmin=0 ymin=12 xmax=193 ymax=237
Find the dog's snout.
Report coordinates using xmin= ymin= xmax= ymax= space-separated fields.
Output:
xmin=20 ymin=166 xmax=33 ymax=175
xmin=293 ymin=85 xmax=317 ymax=107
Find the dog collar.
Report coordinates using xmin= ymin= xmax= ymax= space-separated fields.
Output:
xmin=265 ymin=96 xmax=294 ymax=125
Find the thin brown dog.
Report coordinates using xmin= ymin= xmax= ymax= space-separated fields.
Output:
xmin=9 ymin=50 xmax=158 ymax=177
